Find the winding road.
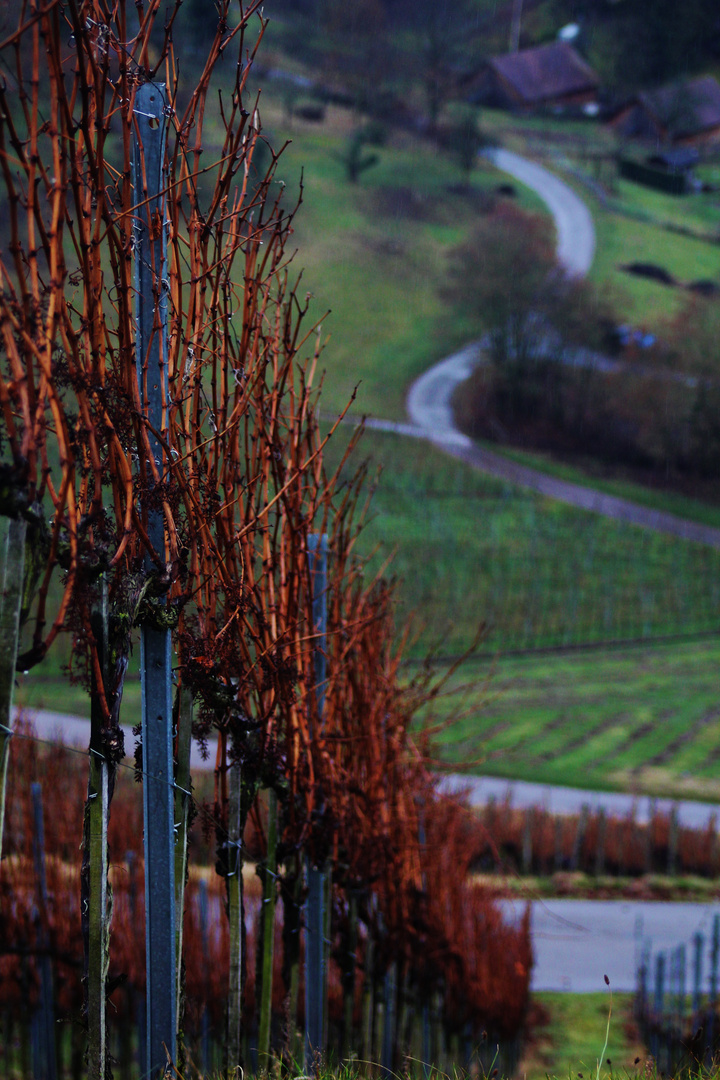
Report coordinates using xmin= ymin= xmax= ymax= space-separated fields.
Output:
xmin=399 ymin=149 xmax=720 ymax=548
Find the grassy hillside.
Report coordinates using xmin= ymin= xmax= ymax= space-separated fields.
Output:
xmin=426 ymin=637 xmax=720 ymax=799
xmin=325 ymin=428 xmax=720 ymax=659
xmin=255 ymin=98 xmax=547 ymax=418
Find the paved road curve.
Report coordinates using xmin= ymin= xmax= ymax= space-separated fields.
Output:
xmin=484 ymin=147 xmax=596 ymax=276
xmin=402 ymin=152 xmax=720 ymax=548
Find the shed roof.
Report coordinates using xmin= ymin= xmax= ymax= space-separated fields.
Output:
xmin=486 ymin=41 xmax=599 ymax=105
xmin=637 ymin=75 xmax=720 ymax=139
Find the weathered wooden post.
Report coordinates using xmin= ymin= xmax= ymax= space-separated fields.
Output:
xmin=705 ymin=915 xmax=720 ymax=1064
xmin=305 ymin=533 xmax=329 ymax=1071
xmin=132 ymin=81 xmax=177 ymax=1076
xmin=126 ymin=850 xmax=146 ymax=1077
xmin=0 ymin=516 xmax=25 ymax=862
xmin=677 ymin=944 xmax=687 ymax=1038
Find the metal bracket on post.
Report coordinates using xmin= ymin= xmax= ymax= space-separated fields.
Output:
xmin=132 ymin=80 xmax=176 ymax=1078
xmin=305 ymin=533 xmax=329 ymax=1071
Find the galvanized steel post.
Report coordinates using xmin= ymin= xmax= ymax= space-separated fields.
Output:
xmin=132 ymin=81 xmax=177 ymax=1077
xmin=305 ymin=534 xmax=329 ymax=1070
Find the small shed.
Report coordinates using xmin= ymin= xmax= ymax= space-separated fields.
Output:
xmin=609 ymin=75 xmax=720 ymax=146
xmin=467 ymin=42 xmax=600 ymax=112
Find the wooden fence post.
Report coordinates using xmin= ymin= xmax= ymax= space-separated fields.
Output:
xmin=361 ymin=911 xmax=375 ymax=1060
xmin=126 ymin=850 xmax=146 ymax=1078
xmin=132 ymin=80 xmax=176 ymax=1076
xmin=341 ymin=891 xmax=359 ymax=1060
xmin=0 ymin=516 xmax=26 ymax=863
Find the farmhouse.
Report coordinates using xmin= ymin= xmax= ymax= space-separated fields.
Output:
xmin=466 ymin=41 xmax=600 ymax=112
xmin=609 ymin=74 xmax=720 ymax=146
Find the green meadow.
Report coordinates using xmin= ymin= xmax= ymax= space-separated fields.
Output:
xmin=425 ymin=637 xmax=720 ymax=799
xmin=326 ymin=428 xmax=720 ymax=659
xmin=519 ymin=992 xmax=644 ymax=1080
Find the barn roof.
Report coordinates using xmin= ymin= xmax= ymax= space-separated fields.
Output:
xmin=486 ymin=41 xmax=599 ymax=104
xmin=637 ymin=75 xmax=720 ymax=139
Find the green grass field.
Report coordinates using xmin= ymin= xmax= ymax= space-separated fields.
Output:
xmin=327 ymin=428 xmax=720 ymax=659
xmin=425 ymin=637 xmax=720 ymax=799
xmin=589 ymin=208 xmax=720 ymax=324
xmin=520 ymin=992 xmax=644 ymax=1080
xmin=253 ymin=96 xmax=548 ymax=418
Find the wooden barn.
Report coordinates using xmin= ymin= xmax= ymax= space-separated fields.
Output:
xmin=466 ymin=41 xmax=600 ymax=113
xmin=609 ymin=75 xmax=720 ymax=146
